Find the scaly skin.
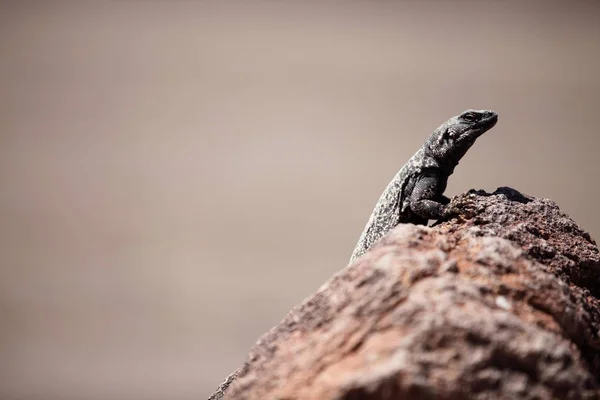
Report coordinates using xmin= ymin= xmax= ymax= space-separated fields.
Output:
xmin=350 ymin=109 xmax=498 ymax=263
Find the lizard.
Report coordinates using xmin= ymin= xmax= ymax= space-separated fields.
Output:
xmin=349 ymin=109 xmax=498 ymax=263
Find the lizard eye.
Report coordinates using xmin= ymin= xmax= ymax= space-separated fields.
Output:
xmin=461 ymin=112 xmax=479 ymax=123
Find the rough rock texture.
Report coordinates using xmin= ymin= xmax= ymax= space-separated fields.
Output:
xmin=211 ymin=188 xmax=600 ymax=400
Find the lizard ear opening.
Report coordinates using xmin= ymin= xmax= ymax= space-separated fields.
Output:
xmin=436 ymin=127 xmax=450 ymax=145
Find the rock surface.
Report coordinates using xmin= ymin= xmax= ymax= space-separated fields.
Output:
xmin=210 ymin=188 xmax=600 ymax=400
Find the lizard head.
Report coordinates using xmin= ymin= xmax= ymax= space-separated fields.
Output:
xmin=426 ymin=109 xmax=498 ymax=165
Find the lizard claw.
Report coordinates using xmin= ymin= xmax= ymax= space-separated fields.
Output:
xmin=441 ymin=203 xmax=459 ymax=220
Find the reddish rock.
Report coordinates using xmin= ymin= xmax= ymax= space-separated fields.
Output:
xmin=210 ymin=188 xmax=600 ymax=400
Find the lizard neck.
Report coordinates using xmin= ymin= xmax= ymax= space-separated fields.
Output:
xmin=422 ymin=146 xmax=457 ymax=176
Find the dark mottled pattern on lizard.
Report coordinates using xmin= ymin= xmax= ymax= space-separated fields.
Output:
xmin=350 ymin=109 xmax=498 ymax=263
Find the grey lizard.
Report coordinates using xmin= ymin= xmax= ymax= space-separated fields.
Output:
xmin=349 ymin=109 xmax=498 ymax=263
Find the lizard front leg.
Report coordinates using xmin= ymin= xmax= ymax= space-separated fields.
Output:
xmin=408 ymin=175 xmax=448 ymax=220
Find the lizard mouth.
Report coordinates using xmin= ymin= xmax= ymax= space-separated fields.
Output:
xmin=485 ymin=113 xmax=498 ymax=128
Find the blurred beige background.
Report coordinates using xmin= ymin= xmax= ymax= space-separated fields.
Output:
xmin=1 ymin=1 xmax=599 ymax=399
